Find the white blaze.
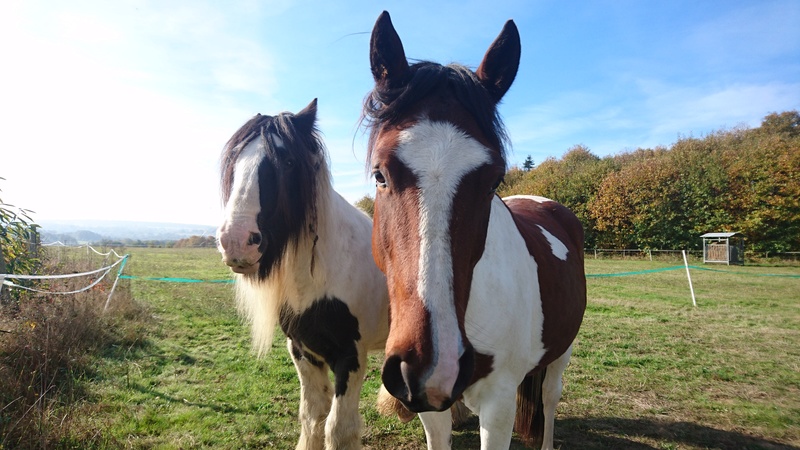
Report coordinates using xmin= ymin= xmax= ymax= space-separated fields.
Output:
xmin=394 ymin=119 xmax=491 ymax=393
xmin=224 ymin=141 xmax=264 ymax=221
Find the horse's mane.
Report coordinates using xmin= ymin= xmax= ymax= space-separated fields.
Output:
xmin=220 ymin=110 xmax=328 ymax=281
xmin=362 ymin=62 xmax=509 ymax=170
xmin=220 ymin=112 xmax=327 ymax=204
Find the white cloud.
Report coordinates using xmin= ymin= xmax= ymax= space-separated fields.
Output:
xmin=638 ymin=80 xmax=800 ymax=139
xmin=502 ymin=78 xmax=800 ymax=165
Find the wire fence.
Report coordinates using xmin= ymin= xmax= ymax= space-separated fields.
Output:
xmin=585 ymin=248 xmax=800 ymax=263
xmin=0 ymin=243 xmax=130 ymax=312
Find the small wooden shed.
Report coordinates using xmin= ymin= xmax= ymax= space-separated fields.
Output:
xmin=701 ymin=232 xmax=744 ymax=265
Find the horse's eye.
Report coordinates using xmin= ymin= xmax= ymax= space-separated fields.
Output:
xmin=373 ymin=170 xmax=388 ymax=189
xmin=490 ymin=177 xmax=503 ymax=194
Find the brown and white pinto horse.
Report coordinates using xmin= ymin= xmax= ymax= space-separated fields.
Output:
xmin=363 ymin=12 xmax=586 ymax=450
xmin=216 ymin=100 xmax=391 ymax=450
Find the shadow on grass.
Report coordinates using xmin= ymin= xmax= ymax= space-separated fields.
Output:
xmin=125 ymin=381 xmax=245 ymax=414
xmin=100 ymin=340 xmax=255 ymax=415
xmin=450 ymin=416 xmax=797 ymax=449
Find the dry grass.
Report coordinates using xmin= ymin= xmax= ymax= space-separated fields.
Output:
xmin=0 ymin=248 xmax=150 ymax=449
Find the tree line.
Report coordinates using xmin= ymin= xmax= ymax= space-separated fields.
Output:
xmin=97 ymin=236 xmax=217 ymax=248
xmin=498 ymin=111 xmax=799 ymax=252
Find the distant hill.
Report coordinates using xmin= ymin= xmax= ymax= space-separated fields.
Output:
xmin=39 ymin=219 xmax=217 ymax=244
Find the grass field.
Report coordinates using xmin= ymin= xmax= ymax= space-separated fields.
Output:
xmin=26 ymin=248 xmax=800 ymax=449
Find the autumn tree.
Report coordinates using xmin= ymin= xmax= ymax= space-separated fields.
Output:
xmin=589 ymin=115 xmax=800 ymax=252
xmin=498 ymin=145 xmax=614 ymax=247
xmin=354 ymin=195 xmax=375 ymax=218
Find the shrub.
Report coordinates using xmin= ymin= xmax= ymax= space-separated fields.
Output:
xmin=1 ymin=177 xmax=41 ymax=281
xmin=354 ymin=194 xmax=375 ymax=218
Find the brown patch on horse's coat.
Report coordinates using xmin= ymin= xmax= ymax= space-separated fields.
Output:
xmin=448 ymin=169 xmax=500 ymax=344
xmin=471 ymin=351 xmax=495 ymax=385
xmin=504 ymin=197 xmax=586 ymax=371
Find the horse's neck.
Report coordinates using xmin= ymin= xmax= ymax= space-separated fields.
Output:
xmin=466 ymin=197 xmax=541 ymax=350
xmin=271 ymin=184 xmax=346 ymax=311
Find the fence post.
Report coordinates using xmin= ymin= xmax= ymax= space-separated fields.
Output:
xmin=682 ymin=250 xmax=697 ymax=307
xmin=28 ymin=227 xmax=39 ymax=258
xmin=104 ymin=254 xmax=129 ymax=313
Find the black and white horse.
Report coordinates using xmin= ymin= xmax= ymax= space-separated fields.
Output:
xmin=217 ymin=100 xmax=391 ymax=449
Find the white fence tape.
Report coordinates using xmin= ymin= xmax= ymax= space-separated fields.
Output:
xmin=0 ymin=246 xmax=129 ymax=308
xmin=1 ymin=257 xmax=126 ymax=295
xmin=1 ymin=262 xmax=119 ymax=281
xmin=41 ymin=242 xmax=125 ymax=259
xmin=87 ymin=245 xmax=125 ymax=259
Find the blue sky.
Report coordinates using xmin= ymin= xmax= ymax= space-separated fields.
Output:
xmin=1 ymin=0 xmax=798 ymax=226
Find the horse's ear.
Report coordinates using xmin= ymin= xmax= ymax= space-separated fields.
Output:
xmin=294 ymin=98 xmax=318 ymax=133
xmin=370 ymin=11 xmax=409 ymax=90
xmin=476 ymin=20 xmax=521 ymax=104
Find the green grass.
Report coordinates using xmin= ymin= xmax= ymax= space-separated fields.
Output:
xmin=67 ymin=249 xmax=799 ymax=449
xmin=568 ymin=257 xmax=800 ymax=449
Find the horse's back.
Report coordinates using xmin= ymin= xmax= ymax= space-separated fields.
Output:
xmin=502 ymin=195 xmax=586 ymax=370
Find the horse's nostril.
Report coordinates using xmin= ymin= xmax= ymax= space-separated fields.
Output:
xmin=382 ymin=355 xmax=410 ymax=403
xmin=248 ymin=232 xmax=262 ymax=246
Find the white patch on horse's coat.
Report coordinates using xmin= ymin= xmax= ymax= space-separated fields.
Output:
xmin=537 ymin=225 xmax=569 ymax=261
xmin=395 ymin=119 xmax=491 ymax=393
xmin=467 ymin=197 xmax=546 ymax=370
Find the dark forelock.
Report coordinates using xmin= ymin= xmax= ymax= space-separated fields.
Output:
xmin=362 ymin=62 xmax=509 ymax=169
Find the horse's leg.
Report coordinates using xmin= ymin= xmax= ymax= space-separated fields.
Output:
xmin=468 ymin=376 xmax=518 ymax=450
xmin=541 ymin=345 xmax=572 ymax=450
xmin=288 ymin=338 xmax=332 ymax=450
xmin=418 ymin=410 xmax=453 ymax=450
xmin=324 ymin=346 xmax=367 ymax=450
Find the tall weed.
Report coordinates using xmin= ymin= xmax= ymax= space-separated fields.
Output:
xmin=0 ymin=248 xmax=149 ymax=449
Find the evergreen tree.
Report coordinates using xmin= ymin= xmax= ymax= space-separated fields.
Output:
xmin=522 ymin=155 xmax=534 ymax=171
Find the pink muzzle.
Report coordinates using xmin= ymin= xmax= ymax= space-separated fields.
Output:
xmin=217 ymin=221 xmax=262 ymax=275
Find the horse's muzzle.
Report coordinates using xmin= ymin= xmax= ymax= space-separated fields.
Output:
xmin=217 ymin=224 xmax=263 ymax=275
xmin=381 ymin=346 xmax=475 ymax=413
